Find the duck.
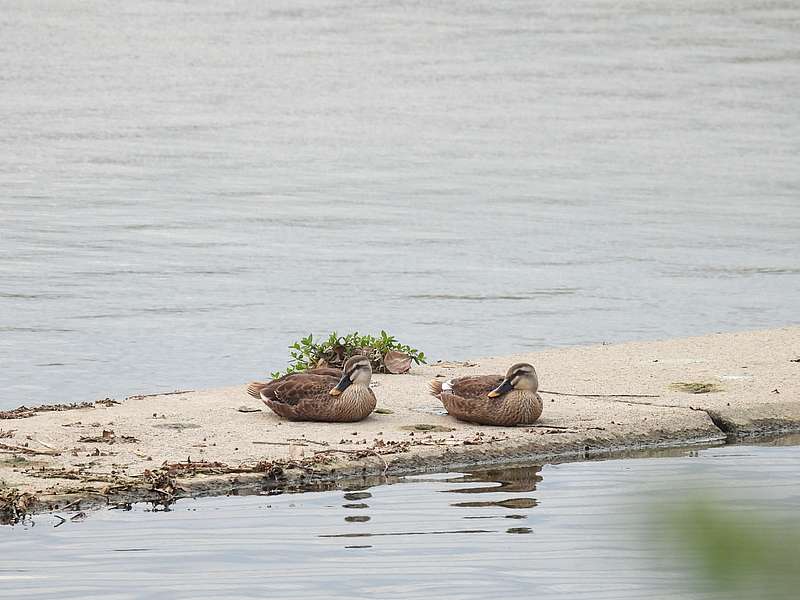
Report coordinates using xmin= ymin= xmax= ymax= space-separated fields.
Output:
xmin=429 ymin=362 xmax=542 ymax=426
xmin=246 ymin=366 xmax=342 ymax=399
xmin=246 ymin=356 xmax=376 ymax=422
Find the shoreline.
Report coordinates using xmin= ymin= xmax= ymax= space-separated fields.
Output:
xmin=2 ymin=326 xmax=799 ymax=522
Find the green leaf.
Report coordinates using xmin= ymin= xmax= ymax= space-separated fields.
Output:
xmin=268 ymin=330 xmax=425 ymax=378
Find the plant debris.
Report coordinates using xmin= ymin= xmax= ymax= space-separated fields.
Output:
xmin=287 ymin=438 xmax=328 ymax=447
xmin=0 ymin=442 xmax=61 ymax=456
xmin=435 ymin=360 xmax=478 ymax=369
xmin=383 ymin=350 xmax=413 ymax=374
xmin=142 ymin=468 xmax=183 ymax=507
xmin=151 ymin=423 xmax=201 ymax=430
xmin=373 ymin=408 xmax=394 ymax=415
xmin=0 ymin=399 xmax=119 ymax=420
xmin=401 ymin=424 xmax=456 ymax=433
xmin=77 ymin=430 xmax=138 ymax=444
xmin=0 ymin=489 xmax=36 ymax=524
xmin=252 ymin=441 xmax=305 ymax=447
xmin=669 ymin=382 xmax=723 ymax=394
xmin=539 ymin=390 xmax=660 ymax=398
xmin=126 ymin=390 xmax=195 ymax=400
xmin=313 ymin=449 xmax=391 ymax=475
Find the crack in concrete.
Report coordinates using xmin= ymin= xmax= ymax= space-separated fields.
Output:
xmin=703 ymin=410 xmax=739 ymax=435
xmin=599 ymin=398 xmax=740 ymax=438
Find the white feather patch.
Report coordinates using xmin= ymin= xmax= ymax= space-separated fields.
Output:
xmin=442 ymin=379 xmax=454 ymax=392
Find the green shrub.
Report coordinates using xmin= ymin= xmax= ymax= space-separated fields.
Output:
xmin=270 ymin=331 xmax=426 ymax=378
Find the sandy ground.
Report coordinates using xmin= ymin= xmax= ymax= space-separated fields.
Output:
xmin=2 ymin=326 xmax=798 ymax=520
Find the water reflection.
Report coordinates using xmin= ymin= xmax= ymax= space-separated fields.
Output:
xmin=343 ymin=492 xmax=372 ymax=501
xmin=327 ymin=465 xmax=545 ymax=545
xmin=445 ymin=465 xmax=543 ymax=493
xmin=446 ymin=465 xmax=541 ymax=517
xmin=3 ymin=0 xmax=800 ymax=411
xmin=3 ymin=442 xmax=800 ymax=599
xmin=320 ymin=529 xmax=496 ymax=539
xmin=344 ymin=516 xmax=371 ymax=523
xmin=451 ymin=498 xmax=538 ymax=509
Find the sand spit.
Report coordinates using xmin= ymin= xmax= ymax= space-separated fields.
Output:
xmin=2 ymin=327 xmax=798 ymax=522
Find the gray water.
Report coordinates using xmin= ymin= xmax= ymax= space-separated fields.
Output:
xmin=2 ymin=1 xmax=799 ymax=409
xmin=2 ymin=439 xmax=799 ymax=599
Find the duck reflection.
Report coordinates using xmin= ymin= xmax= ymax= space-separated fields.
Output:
xmin=446 ymin=465 xmax=542 ymax=526
xmin=445 ymin=466 xmax=543 ymax=495
xmin=345 ymin=515 xmax=371 ymax=523
xmin=324 ymin=465 xmax=544 ymax=544
xmin=344 ymin=492 xmax=372 ymax=501
xmin=343 ymin=490 xmax=372 ymax=524
xmin=506 ymin=527 xmax=533 ymax=534
xmin=452 ymin=498 xmax=537 ymax=509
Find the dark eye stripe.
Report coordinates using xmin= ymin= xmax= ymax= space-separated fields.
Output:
xmin=349 ymin=363 xmax=368 ymax=375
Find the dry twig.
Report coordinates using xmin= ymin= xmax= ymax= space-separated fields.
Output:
xmin=126 ymin=390 xmax=194 ymax=400
xmin=0 ymin=442 xmax=60 ymax=456
xmin=540 ymin=389 xmax=659 ymax=398
xmin=252 ymin=441 xmax=306 ymax=447
xmin=287 ymin=438 xmax=328 ymax=447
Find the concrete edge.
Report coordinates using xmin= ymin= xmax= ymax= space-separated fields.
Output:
xmin=9 ymin=422 xmax=799 ymax=526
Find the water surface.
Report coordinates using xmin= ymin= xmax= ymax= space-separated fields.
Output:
xmin=2 ymin=440 xmax=798 ymax=599
xmin=2 ymin=1 xmax=799 ymax=407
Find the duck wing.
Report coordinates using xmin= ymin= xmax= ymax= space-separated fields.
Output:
xmin=434 ymin=375 xmax=504 ymax=425
xmin=446 ymin=375 xmax=504 ymax=399
xmin=247 ymin=367 xmax=342 ymax=400
xmin=268 ymin=373 xmax=339 ymax=406
xmin=305 ymin=367 xmax=343 ymax=378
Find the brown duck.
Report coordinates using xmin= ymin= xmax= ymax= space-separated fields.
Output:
xmin=246 ymin=356 xmax=376 ymax=422
xmin=429 ymin=362 xmax=542 ymax=426
xmin=247 ymin=366 xmax=342 ymax=398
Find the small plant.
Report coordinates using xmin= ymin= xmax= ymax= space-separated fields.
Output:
xmin=270 ymin=330 xmax=426 ymax=378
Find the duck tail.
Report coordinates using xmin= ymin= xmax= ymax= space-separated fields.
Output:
xmin=428 ymin=379 xmax=444 ymax=397
xmin=246 ymin=382 xmax=265 ymax=400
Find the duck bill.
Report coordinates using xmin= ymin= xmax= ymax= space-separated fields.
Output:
xmin=488 ymin=378 xmax=514 ymax=398
xmin=329 ymin=374 xmax=352 ymax=396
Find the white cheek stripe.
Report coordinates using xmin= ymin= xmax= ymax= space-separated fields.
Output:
xmin=442 ymin=379 xmax=454 ymax=392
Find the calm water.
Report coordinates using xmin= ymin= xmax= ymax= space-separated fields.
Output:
xmin=2 ymin=1 xmax=799 ymax=408
xmin=2 ymin=440 xmax=799 ymax=599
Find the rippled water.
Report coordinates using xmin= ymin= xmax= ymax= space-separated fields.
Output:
xmin=3 ymin=4 xmax=798 ymax=592
xmin=2 ymin=439 xmax=799 ymax=599
xmin=2 ymin=2 xmax=799 ymax=408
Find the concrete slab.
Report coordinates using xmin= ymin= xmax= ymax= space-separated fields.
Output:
xmin=1 ymin=326 xmax=798 ymax=521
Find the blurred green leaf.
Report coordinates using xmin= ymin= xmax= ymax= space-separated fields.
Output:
xmin=664 ymin=499 xmax=800 ymax=600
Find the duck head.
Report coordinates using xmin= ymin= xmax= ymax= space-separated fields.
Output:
xmin=330 ymin=355 xmax=373 ymax=396
xmin=488 ymin=362 xmax=538 ymax=398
